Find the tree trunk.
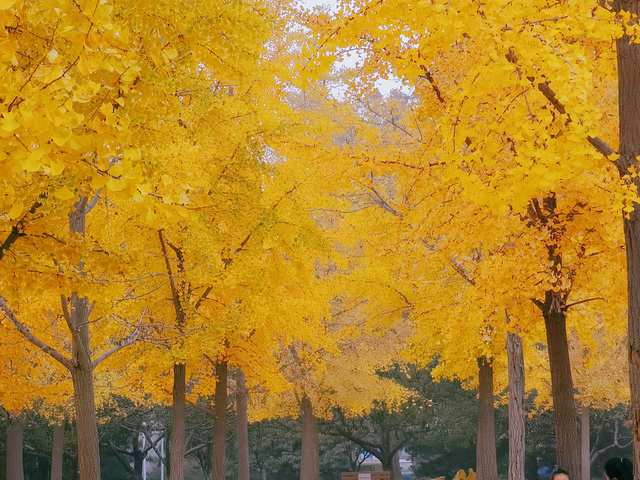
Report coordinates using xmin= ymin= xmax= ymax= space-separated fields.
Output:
xmin=71 ymin=360 xmax=100 ymax=480
xmin=507 ymin=332 xmax=525 ymax=480
xmin=300 ymin=396 xmax=319 ymax=480
xmin=392 ymin=451 xmax=402 ymax=480
xmin=133 ymin=431 xmax=144 ymax=480
xmin=237 ymin=368 xmax=250 ymax=480
xmin=51 ymin=421 xmax=65 ymax=480
xmin=541 ymin=290 xmax=580 ymax=480
xmin=581 ymin=407 xmax=589 ymax=480
xmin=0 ymin=414 xmax=5 ymax=480
xmin=616 ymin=2 xmax=640 ymax=478
xmin=170 ymin=363 xmax=186 ymax=480
xmin=476 ymin=356 xmax=498 ymax=480
xmin=211 ymin=359 xmax=228 ymax=480
xmin=6 ymin=415 xmax=25 ymax=480
xmin=68 ymin=198 xmax=101 ymax=480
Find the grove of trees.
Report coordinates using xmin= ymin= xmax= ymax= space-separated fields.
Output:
xmin=0 ymin=0 xmax=639 ymax=480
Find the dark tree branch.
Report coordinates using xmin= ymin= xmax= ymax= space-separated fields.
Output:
xmin=158 ymin=230 xmax=186 ymax=326
xmin=0 ymin=196 xmax=46 ymax=260
xmin=0 ymin=296 xmax=71 ymax=370
xmin=195 ymin=286 xmax=212 ymax=312
xmin=563 ymin=297 xmax=605 ymax=309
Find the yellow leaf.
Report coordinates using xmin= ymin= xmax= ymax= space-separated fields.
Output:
xmin=54 ymin=186 xmax=76 ymax=201
xmin=50 ymin=160 xmax=64 ymax=176
xmin=90 ymin=175 xmax=108 ymax=189
xmin=1 ymin=113 xmax=20 ymax=133
xmin=8 ymin=202 xmax=22 ymax=220
xmin=52 ymin=130 xmax=72 ymax=146
xmin=20 ymin=155 xmax=41 ymax=172
xmin=109 ymin=163 xmax=123 ymax=176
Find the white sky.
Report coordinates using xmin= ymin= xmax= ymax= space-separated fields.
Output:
xmin=298 ymin=0 xmax=407 ymax=96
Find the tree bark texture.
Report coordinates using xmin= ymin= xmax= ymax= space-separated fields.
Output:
xmin=616 ymin=1 xmax=640 ymax=478
xmin=300 ymin=396 xmax=319 ymax=480
xmin=237 ymin=368 xmax=250 ymax=480
xmin=541 ymin=290 xmax=581 ymax=480
xmin=476 ymin=357 xmax=498 ymax=480
xmin=51 ymin=421 xmax=65 ymax=480
xmin=507 ymin=332 xmax=525 ymax=480
xmin=68 ymin=198 xmax=101 ymax=480
xmin=6 ymin=415 xmax=25 ymax=480
xmin=581 ymin=407 xmax=589 ymax=480
xmin=392 ymin=451 xmax=402 ymax=480
xmin=211 ymin=359 xmax=228 ymax=480
xmin=169 ymin=363 xmax=186 ymax=480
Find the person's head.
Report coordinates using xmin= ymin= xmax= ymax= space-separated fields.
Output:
xmin=552 ymin=468 xmax=570 ymax=480
xmin=605 ymin=457 xmax=633 ymax=480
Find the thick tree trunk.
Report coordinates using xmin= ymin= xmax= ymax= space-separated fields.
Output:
xmin=507 ymin=332 xmax=525 ymax=480
xmin=541 ymin=290 xmax=580 ymax=480
xmin=68 ymin=198 xmax=101 ymax=480
xmin=170 ymin=363 xmax=187 ymax=480
xmin=237 ymin=368 xmax=250 ymax=480
xmin=300 ymin=396 xmax=319 ymax=480
xmin=616 ymin=2 xmax=640 ymax=478
xmin=51 ymin=421 xmax=65 ymax=480
xmin=71 ymin=359 xmax=100 ymax=480
xmin=581 ymin=407 xmax=589 ymax=480
xmin=6 ymin=415 xmax=25 ymax=480
xmin=211 ymin=359 xmax=228 ymax=480
xmin=392 ymin=451 xmax=402 ymax=480
xmin=476 ymin=356 xmax=498 ymax=480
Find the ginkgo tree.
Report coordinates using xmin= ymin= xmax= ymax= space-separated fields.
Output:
xmin=300 ymin=3 xmax=630 ymax=478
xmin=0 ymin=0 xmax=306 ymax=479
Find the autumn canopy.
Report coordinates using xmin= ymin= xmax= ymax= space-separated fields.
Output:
xmin=0 ymin=0 xmax=638 ymax=480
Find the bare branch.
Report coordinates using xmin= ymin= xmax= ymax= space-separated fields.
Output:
xmin=195 ymin=286 xmax=213 ymax=312
xmin=91 ymin=309 xmax=145 ymax=370
xmin=451 ymin=260 xmax=477 ymax=286
xmin=0 ymin=196 xmax=46 ymax=261
xmin=0 ymin=296 xmax=71 ymax=369
xmin=185 ymin=442 xmax=212 ymax=456
xmin=60 ymin=295 xmax=84 ymax=356
xmin=84 ymin=188 xmax=102 ymax=214
xmin=158 ymin=230 xmax=186 ymax=326
xmin=563 ymin=297 xmax=605 ymax=309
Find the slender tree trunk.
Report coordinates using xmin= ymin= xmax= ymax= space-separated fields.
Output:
xmin=392 ymin=451 xmax=403 ymax=480
xmin=211 ymin=359 xmax=228 ymax=480
xmin=581 ymin=407 xmax=589 ymax=480
xmin=541 ymin=290 xmax=580 ymax=480
xmin=51 ymin=420 xmax=65 ymax=480
xmin=507 ymin=332 xmax=525 ymax=480
xmin=300 ymin=396 xmax=319 ymax=480
xmin=133 ymin=432 xmax=144 ymax=480
xmin=615 ymin=2 xmax=640 ymax=478
xmin=170 ymin=363 xmax=187 ymax=480
xmin=0 ymin=415 xmax=5 ymax=480
xmin=68 ymin=198 xmax=101 ymax=480
xmin=476 ymin=356 xmax=498 ymax=480
xmin=6 ymin=415 xmax=25 ymax=480
xmin=237 ymin=368 xmax=250 ymax=480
